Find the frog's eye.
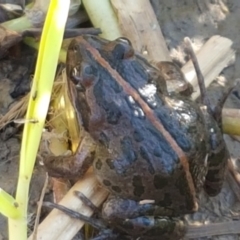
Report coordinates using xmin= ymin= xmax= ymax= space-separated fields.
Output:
xmin=74 ymin=63 xmax=98 ymax=90
xmin=84 ymin=64 xmax=95 ymax=75
xmin=112 ymin=38 xmax=134 ymax=59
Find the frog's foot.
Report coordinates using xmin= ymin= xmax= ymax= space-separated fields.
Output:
xmin=43 ymin=201 xmax=106 ymax=229
xmin=43 ymin=201 xmax=131 ymax=240
xmin=102 ymin=196 xmax=186 ymax=239
xmin=113 ymin=216 xmax=186 ymax=240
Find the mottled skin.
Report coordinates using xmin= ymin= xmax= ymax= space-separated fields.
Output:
xmin=46 ymin=35 xmax=229 ymax=239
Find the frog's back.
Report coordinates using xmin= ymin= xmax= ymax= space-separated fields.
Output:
xmin=92 ymin=63 xmax=209 ymax=212
xmin=83 ymin=38 xmax=209 ymax=212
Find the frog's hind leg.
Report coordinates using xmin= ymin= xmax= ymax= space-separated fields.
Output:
xmin=43 ymin=194 xmax=131 ymax=240
xmin=102 ymin=195 xmax=186 ymax=239
xmin=43 ymin=135 xmax=96 ymax=179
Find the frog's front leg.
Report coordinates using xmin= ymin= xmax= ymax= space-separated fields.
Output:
xmin=102 ymin=195 xmax=186 ymax=239
xmin=43 ymin=134 xmax=96 ymax=178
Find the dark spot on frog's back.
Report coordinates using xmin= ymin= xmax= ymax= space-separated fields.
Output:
xmin=102 ymin=179 xmax=111 ymax=186
xmin=121 ymin=136 xmax=137 ymax=164
xmin=139 ymin=146 xmax=155 ymax=174
xmin=99 ymin=131 xmax=110 ymax=148
xmin=158 ymin=193 xmax=172 ymax=207
xmin=174 ymin=174 xmax=192 ymax=199
xmin=153 ymin=174 xmax=168 ymax=189
xmin=105 ymin=101 xmax=122 ymax=124
xmin=106 ymin=158 xmax=115 ymax=170
xmin=132 ymin=175 xmax=144 ymax=197
xmin=95 ymin=159 xmax=102 ymax=170
xmin=112 ymin=185 xmax=122 ymax=193
xmin=133 ymin=128 xmax=144 ymax=142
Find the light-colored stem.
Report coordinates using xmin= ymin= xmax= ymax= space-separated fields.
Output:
xmin=28 ymin=170 xmax=108 ymax=240
xmin=8 ymin=1 xmax=70 ymax=239
xmin=111 ymin=0 xmax=171 ymax=62
xmin=83 ymin=0 xmax=121 ymax=40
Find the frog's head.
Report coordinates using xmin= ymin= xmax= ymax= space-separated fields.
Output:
xmin=66 ymin=35 xmax=138 ymax=132
xmin=67 ymin=35 xmax=134 ymax=90
xmin=66 ymin=36 xmax=169 ymax=136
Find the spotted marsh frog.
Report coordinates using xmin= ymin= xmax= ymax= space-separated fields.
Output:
xmin=44 ymin=35 xmax=229 ymax=239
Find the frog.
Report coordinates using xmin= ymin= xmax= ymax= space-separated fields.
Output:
xmin=44 ymin=35 xmax=229 ymax=239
